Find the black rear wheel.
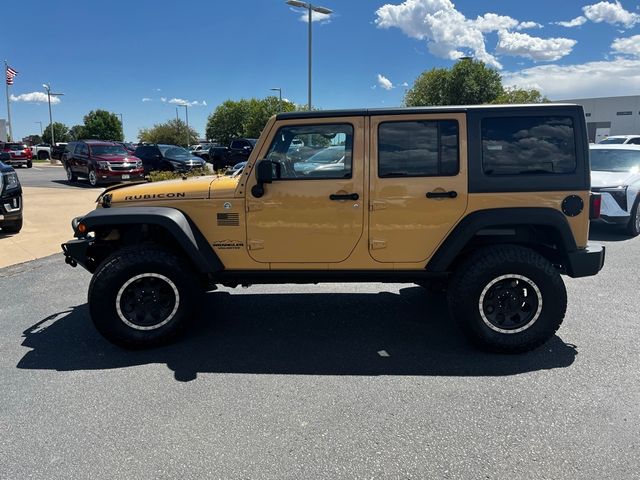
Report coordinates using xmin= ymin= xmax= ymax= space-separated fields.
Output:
xmin=88 ymin=246 xmax=202 ymax=348
xmin=626 ymin=196 xmax=640 ymax=237
xmin=447 ymin=245 xmax=567 ymax=353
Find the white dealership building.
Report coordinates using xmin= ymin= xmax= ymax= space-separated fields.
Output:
xmin=559 ymin=95 xmax=640 ymax=143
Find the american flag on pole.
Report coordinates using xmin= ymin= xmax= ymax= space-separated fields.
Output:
xmin=6 ymin=65 xmax=17 ymax=85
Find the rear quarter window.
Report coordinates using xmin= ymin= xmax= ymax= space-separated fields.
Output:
xmin=482 ymin=116 xmax=577 ymax=175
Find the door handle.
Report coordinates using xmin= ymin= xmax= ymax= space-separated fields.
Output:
xmin=330 ymin=193 xmax=359 ymax=201
xmin=426 ymin=190 xmax=457 ymax=199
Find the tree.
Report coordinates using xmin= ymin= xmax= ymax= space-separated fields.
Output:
xmin=68 ymin=125 xmax=86 ymax=141
xmin=404 ymin=59 xmax=523 ymax=107
xmin=493 ymin=87 xmax=549 ymax=104
xmin=42 ymin=122 xmax=70 ymax=144
xmin=206 ymin=96 xmax=297 ymax=145
xmin=138 ymin=118 xmax=199 ymax=146
xmin=81 ymin=109 xmax=123 ymax=141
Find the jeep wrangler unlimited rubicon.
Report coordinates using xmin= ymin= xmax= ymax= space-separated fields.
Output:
xmin=62 ymin=104 xmax=605 ymax=352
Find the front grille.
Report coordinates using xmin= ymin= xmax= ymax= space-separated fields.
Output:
xmin=107 ymin=162 xmax=139 ymax=171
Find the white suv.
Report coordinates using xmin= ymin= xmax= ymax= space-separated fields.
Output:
xmin=598 ymin=135 xmax=640 ymax=145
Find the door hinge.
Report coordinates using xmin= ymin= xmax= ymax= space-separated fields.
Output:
xmin=248 ymin=240 xmax=264 ymax=250
xmin=370 ymin=239 xmax=387 ymax=250
xmin=369 ymin=200 xmax=387 ymax=211
xmin=246 ymin=203 xmax=263 ymax=212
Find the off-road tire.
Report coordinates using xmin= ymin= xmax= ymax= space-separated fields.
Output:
xmin=38 ymin=151 xmax=49 ymax=160
xmin=26 ymin=160 xmax=33 ymax=168
xmin=1 ymin=218 xmax=23 ymax=233
xmin=626 ymin=196 xmax=640 ymax=237
xmin=88 ymin=246 xmax=202 ymax=349
xmin=447 ymin=245 xmax=567 ymax=353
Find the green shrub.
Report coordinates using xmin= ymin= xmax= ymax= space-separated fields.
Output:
xmin=147 ymin=168 xmax=210 ymax=183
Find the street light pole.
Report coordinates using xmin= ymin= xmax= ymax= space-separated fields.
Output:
xmin=116 ymin=113 xmax=123 ymax=139
xmin=285 ymin=1 xmax=333 ymax=111
xmin=270 ymin=87 xmax=282 ymax=111
xmin=179 ymin=104 xmax=189 ymax=147
xmin=42 ymin=83 xmax=64 ymax=146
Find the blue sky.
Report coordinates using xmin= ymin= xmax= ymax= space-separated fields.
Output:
xmin=3 ymin=0 xmax=640 ymax=141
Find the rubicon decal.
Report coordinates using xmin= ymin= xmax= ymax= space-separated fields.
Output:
xmin=124 ymin=193 xmax=186 ymax=200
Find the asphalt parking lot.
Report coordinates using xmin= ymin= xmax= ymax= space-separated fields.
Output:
xmin=0 ymin=224 xmax=638 ymax=479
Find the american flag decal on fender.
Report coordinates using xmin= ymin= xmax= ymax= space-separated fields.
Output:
xmin=217 ymin=212 xmax=239 ymax=226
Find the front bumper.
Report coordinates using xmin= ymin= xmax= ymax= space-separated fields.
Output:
xmin=94 ymin=169 xmax=145 ymax=184
xmin=5 ymin=158 xmax=30 ymax=166
xmin=0 ymin=192 xmax=23 ymax=222
xmin=566 ymin=243 xmax=605 ymax=278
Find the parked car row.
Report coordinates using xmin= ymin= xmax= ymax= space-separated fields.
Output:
xmin=61 ymin=140 xmax=206 ymax=186
xmin=192 ymin=138 xmax=257 ymax=170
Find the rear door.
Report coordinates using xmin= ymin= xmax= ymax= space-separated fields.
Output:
xmin=369 ymin=113 xmax=468 ymax=263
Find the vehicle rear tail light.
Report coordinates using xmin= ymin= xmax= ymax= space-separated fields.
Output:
xmin=24 ymin=148 xmax=32 ymax=158
xmin=589 ymin=193 xmax=602 ymax=220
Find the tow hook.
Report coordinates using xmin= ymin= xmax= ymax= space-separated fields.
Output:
xmin=65 ymin=255 xmax=78 ymax=268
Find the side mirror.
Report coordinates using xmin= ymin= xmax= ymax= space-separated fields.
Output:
xmin=252 ymin=159 xmax=279 ymax=198
xmin=243 ymin=145 xmax=252 ymax=151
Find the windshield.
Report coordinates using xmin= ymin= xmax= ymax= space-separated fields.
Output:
xmin=590 ymin=149 xmax=640 ymax=172
xmin=91 ymin=145 xmax=128 ymax=156
xmin=160 ymin=146 xmax=191 ymax=160
xmin=599 ymin=138 xmax=627 ymax=144
xmin=5 ymin=144 xmax=26 ymax=151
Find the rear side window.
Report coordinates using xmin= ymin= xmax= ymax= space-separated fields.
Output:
xmin=482 ymin=116 xmax=576 ymax=175
xmin=378 ymin=120 xmax=459 ymax=177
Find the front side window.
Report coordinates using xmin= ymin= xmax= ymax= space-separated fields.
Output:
xmin=378 ymin=120 xmax=459 ymax=177
xmin=482 ymin=116 xmax=577 ymax=175
xmin=265 ymin=123 xmax=353 ymax=179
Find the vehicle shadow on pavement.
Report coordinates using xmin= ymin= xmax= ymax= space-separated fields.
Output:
xmin=589 ymin=224 xmax=635 ymax=242
xmin=17 ymin=286 xmax=577 ymax=382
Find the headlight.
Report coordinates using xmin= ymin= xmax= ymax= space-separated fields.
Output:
xmin=600 ymin=186 xmax=628 ymax=210
xmin=3 ymin=172 xmax=19 ymax=190
xmin=97 ymin=161 xmax=109 ymax=169
xmin=170 ymin=160 xmax=184 ymax=169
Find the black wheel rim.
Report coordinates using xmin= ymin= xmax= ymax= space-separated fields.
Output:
xmin=479 ymin=274 xmax=542 ymax=334
xmin=116 ymin=273 xmax=179 ymax=330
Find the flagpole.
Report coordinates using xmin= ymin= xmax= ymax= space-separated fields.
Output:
xmin=4 ymin=60 xmax=13 ymax=142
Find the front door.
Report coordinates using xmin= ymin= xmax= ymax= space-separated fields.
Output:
xmin=246 ymin=118 xmax=365 ymax=264
xmin=369 ymin=113 xmax=468 ymax=263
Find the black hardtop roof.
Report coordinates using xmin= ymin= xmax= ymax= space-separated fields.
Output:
xmin=276 ymin=103 xmax=581 ymax=120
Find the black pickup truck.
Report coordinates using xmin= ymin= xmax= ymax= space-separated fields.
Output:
xmin=198 ymin=138 xmax=257 ymax=171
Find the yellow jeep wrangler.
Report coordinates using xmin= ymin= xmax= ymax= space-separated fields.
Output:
xmin=62 ymin=104 xmax=605 ymax=352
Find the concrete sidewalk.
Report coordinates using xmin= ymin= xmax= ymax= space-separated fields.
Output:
xmin=0 ymin=186 xmax=100 ymax=268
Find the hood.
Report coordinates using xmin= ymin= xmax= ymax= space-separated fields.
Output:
xmin=591 ymin=170 xmax=640 ymax=188
xmin=208 ymin=174 xmax=240 ymax=198
xmin=104 ymin=176 xmax=214 ymax=205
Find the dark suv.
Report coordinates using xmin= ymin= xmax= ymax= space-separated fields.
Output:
xmin=63 ymin=140 xmax=145 ymax=187
xmin=0 ymin=153 xmax=23 ymax=233
xmin=133 ymin=144 xmax=206 ymax=173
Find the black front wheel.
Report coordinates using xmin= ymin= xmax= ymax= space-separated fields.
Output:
xmin=447 ymin=245 xmax=567 ymax=353
xmin=626 ymin=196 xmax=640 ymax=237
xmin=88 ymin=246 xmax=202 ymax=348
xmin=1 ymin=218 xmax=23 ymax=233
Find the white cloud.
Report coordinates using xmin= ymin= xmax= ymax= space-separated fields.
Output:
xmin=401 ymin=81 xmax=409 ymax=87
xmin=10 ymin=92 xmax=61 ymax=104
xmin=516 ymin=21 xmax=543 ymax=30
xmin=168 ymin=97 xmax=207 ymax=107
xmin=583 ymin=1 xmax=639 ymax=28
xmin=611 ymin=34 xmax=640 ymax=57
xmin=141 ymin=97 xmax=152 ymax=102
xmin=160 ymin=97 xmax=167 ymax=102
xmin=154 ymin=88 xmax=162 ymax=92
xmin=502 ymin=58 xmax=640 ymax=99
xmin=555 ymin=16 xmax=587 ymax=27
xmin=496 ymin=31 xmax=577 ymax=62
xmin=377 ymin=74 xmax=394 ymax=90
xmin=375 ymin=0 xmax=503 ymax=68
xmin=474 ymin=13 xmax=519 ymax=32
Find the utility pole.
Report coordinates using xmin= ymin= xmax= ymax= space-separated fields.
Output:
xmin=42 ymin=83 xmax=64 ymax=146
xmin=4 ymin=60 xmax=13 ymax=141
xmin=179 ymin=104 xmax=189 ymax=147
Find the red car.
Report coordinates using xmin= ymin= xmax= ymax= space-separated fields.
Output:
xmin=62 ymin=140 xmax=145 ymax=187
xmin=0 ymin=143 xmax=32 ymax=168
